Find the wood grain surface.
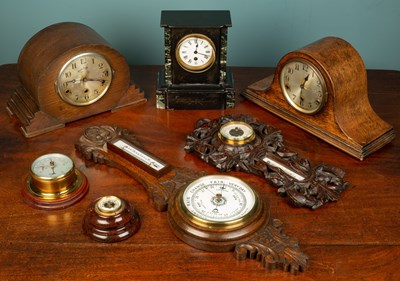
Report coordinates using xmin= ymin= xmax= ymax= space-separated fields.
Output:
xmin=0 ymin=64 xmax=399 ymax=280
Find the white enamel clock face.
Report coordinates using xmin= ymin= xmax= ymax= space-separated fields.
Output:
xmin=180 ymin=175 xmax=258 ymax=227
xmin=31 ymin=153 xmax=74 ymax=180
xmin=56 ymin=52 xmax=113 ymax=106
xmin=280 ymin=59 xmax=328 ymax=114
xmin=218 ymin=121 xmax=255 ymax=145
xmin=176 ymin=34 xmax=216 ymax=73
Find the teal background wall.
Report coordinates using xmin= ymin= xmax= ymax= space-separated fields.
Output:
xmin=0 ymin=0 xmax=399 ymax=70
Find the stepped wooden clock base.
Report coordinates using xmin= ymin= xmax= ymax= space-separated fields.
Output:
xmin=243 ymin=77 xmax=395 ymax=160
xmin=7 ymin=84 xmax=146 ymax=138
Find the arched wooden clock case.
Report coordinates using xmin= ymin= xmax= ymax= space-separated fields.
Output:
xmin=6 ymin=22 xmax=146 ymax=138
xmin=242 ymin=37 xmax=395 ymax=160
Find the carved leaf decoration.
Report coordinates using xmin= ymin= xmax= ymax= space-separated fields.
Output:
xmin=75 ymin=125 xmax=140 ymax=164
xmin=185 ymin=114 xmax=349 ymax=209
xmin=160 ymin=167 xmax=207 ymax=199
xmin=234 ymin=218 xmax=308 ymax=274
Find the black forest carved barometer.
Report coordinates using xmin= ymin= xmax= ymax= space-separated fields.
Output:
xmin=75 ymin=124 xmax=308 ymax=274
xmin=185 ymin=114 xmax=348 ymax=210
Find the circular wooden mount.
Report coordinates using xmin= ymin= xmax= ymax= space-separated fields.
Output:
xmin=83 ymin=196 xmax=141 ymax=243
xmin=167 ymin=188 xmax=270 ymax=252
xmin=21 ymin=169 xmax=89 ymax=210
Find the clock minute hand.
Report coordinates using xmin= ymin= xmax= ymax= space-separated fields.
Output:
xmin=83 ymin=78 xmax=106 ymax=83
xmin=196 ymin=52 xmax=210 ymax=58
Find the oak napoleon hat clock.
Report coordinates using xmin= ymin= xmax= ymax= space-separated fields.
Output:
xmin=6 ymin=22 xmax=146 ymax=138
xmin=242 ymin=37 xmax=395 ymax=160
xmin=156 ymin=10 xmax=234 ymax=110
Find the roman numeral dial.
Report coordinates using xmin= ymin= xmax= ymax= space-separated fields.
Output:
xmin=175 ymin=34 xmax=216 ymax=73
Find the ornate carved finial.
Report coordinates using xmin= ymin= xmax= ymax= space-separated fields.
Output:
xmin=235 ymin=219 xmax=308 ymax=274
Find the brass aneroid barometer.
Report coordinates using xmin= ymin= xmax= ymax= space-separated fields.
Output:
xmin=22 ymin=153 xmax=88 ymax=210
xmin=83 ymin=195 xmax=141 ymax=243
xmin=218 ymin=121 xmax=256 ymax=145
xmin=168 ymin=175 xmax=267 ymax=252
xmin=6 ymin=22 xmax=146 ymax=138
xmin=242 ymin=37 xmax=395 ymax=160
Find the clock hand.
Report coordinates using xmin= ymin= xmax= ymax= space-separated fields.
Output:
xmin=300 ymin=74 xmax=310 ymax=89
xmin=196 ymin=52 xmax=210 ymax=58
xmin=83 ymin=78 xmax=106 ymax=83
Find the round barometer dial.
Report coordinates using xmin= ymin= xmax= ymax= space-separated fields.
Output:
xmin=176 ymin=33 xmax=216 ymax=73
xmin=56 ymin=52 xmax=113 ymax=106
xmin=218 ymin=121 xmax=256 ymax=145
xmin=181 ymin=175 xmax=258 ymax=227
xmin=22 ymin=153 xmax=88 ymax=210
xmin=280 ymin=59 xmax=328 ymax=114
xmin=168 ymin=175 xmax=269 ymax=252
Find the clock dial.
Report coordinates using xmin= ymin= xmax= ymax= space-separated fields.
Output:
xmin=176 ymin=34 xmax=216 ymax=73
xmin=280 ymin=59 xmax=327 ymax=114
xmin=218 ymin=121 xmax=256 ymax=145
xmin=23 ymin=153 xmax=89 ymax=209
xmin=31 ymin=153 xmax=74 ymax=180
xmin=180 ymin=175 xmax=258 ymax=228
xmin=56 ymin=52 xmax=113 ymax=106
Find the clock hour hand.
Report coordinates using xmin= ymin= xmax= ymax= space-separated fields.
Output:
xmin=300 ymin=74 xmax=309 ymax=89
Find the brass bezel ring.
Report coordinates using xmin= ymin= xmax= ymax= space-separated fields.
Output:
xmin=175 ymin=33 xmax=216 ymax=73
xmin=218 ymin=121 xmax=256 ymax=146
xmin=280 ymin=58 xmax=328 ymax=115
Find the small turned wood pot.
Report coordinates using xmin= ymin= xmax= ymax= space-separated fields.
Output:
xmin=83 ymin=196 xmax=140 ymax=243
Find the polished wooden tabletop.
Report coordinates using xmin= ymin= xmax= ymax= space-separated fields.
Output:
xmin=0 ymin=64 xmax=399 ymax=280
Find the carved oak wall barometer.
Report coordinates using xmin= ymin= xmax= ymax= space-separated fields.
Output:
xmin=242 ymin=37 xmax=395 ymax=160
xmin=185 ymin=114 xmax=349 ymax=210
xmin=6 ymin=22 xmax=146 ymax=138
xmin=75 ymin=125 xmax=308 ymax=274
xmin=156 ymin=10 xmax=234 ymax=110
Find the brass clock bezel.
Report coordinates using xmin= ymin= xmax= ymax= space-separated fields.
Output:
xmin=175 ymin=33 xmax=216 ymax=73
xmin=218 ymin=121 xmax=256 ymax=146
xmin=56 ymin=52 xmax=113 ymax=106
xmin=280 ymin=58 xmax=328 ymax=115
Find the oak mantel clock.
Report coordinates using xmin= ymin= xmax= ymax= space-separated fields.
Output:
xmin=156 ymin=10 xmax=234 ymax=110
xmin=6 ymin=22 xmax=146 ymax=138
xmin=242 ymin=37 xmax=395 ymax=160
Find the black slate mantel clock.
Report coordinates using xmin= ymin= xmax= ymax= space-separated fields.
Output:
xmin=156 ymin=10 xmax=234 ymax=110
